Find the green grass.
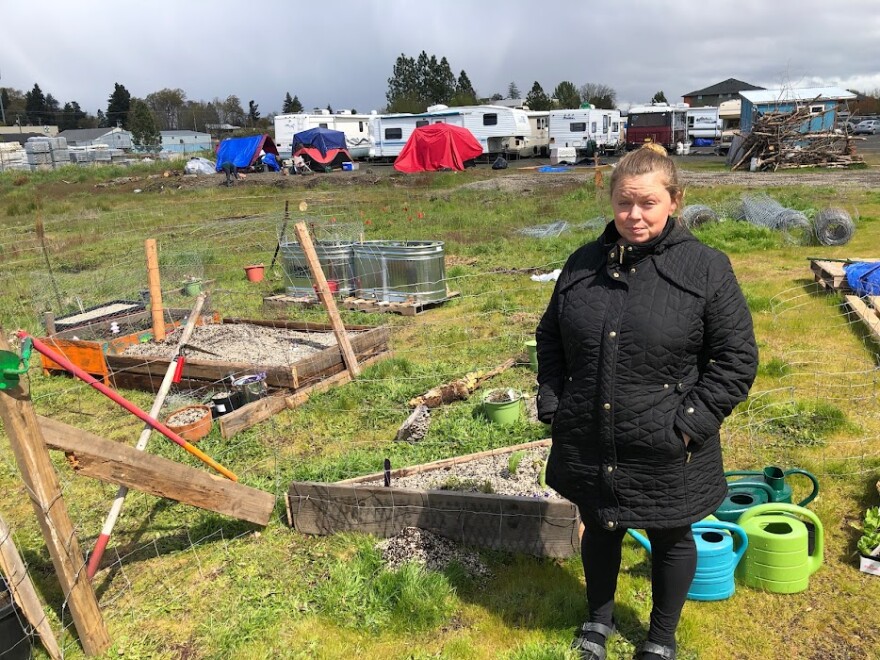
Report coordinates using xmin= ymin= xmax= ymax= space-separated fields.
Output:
xmin=1 ymin=165 xmax=880 ymax=659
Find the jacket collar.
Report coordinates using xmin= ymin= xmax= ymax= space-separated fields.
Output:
xmin=557 ymin=218 xmax=700 ymax=295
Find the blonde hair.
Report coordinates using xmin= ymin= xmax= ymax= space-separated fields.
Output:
xmin=610 ymin=143 xmax=683 ymax=204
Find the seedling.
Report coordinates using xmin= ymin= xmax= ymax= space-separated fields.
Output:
xmin=507 ymin=450 xmax=525 ymax=475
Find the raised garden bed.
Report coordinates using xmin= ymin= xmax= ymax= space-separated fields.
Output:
xmin=287 ymin=439 xmax=580 ymax=558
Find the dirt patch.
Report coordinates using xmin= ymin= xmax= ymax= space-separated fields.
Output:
xmin=377 ymin=527 xmax=491 ymax=577
xmin=121 ymin=322 xmax=347 ymax=366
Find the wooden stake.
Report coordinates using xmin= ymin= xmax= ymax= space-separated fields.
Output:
xmin=0 ymin=511 xmax=62 ymax=660
xmin=293 ymin=222 xmax=360 ymax=378
xmin=145 ymin=238 xmax=165 ymax=342
xmin=0 ymin=327 xmax=111 ymax=656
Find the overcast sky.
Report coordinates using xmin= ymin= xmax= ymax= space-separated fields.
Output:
xmin=2 ymin=0 xmax=879 ymax=118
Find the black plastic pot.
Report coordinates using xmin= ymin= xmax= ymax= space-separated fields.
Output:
xmin=210 ymin=391 xmax=243 ymax=418
xmin=0 ymin=579 xmax=32 ymax=660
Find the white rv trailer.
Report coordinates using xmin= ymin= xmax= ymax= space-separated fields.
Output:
xmin=718 ymin=99 xmax=742 ymax=150
xmin=502 ymin=110 xmax=549 ymax=158
xmin=368 ymin=105 xmax=531 ymax=159
xmin=548 ymin=108 xmax=623 ymax=155
xmin=274 ymin=110 xmax=373 ymax=159
xmin=686 ymin=106 xmax=722 ymax=142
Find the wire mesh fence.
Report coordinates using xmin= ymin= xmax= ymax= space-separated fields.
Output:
xmin=0 ymin=190 xmax=878 ymax=656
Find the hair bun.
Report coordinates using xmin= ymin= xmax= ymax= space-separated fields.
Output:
xmin=640 ymin=142 xmax=668 ymax=157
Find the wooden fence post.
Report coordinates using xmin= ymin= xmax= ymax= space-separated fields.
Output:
xmin=0 ymin=327 xmax=111 ymax=655
xmin=145 ymin=238 xmax=165 ymax=342
xmin=293 ymin=222 xmax=360 ymax=378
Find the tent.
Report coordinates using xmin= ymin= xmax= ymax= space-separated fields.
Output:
xmin=393 ymin=124 xmax=483 ymax=173
xmin=292 ymin=127 xmax=352 ymax=171
xmin=214 ymin=134 xmax=279 ymax=171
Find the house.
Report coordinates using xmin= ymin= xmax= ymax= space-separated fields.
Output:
xmin=682 ymin=78 xmax=764 ymax=108
xmin=160 ymin=130 xmax=212 ymax=154
xmin=58 ymin=127 xmax=132 ymax=149
xmin=739 ymin=87 xmax=856 ymax=133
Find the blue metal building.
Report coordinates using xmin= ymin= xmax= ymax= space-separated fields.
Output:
xmin=739 ymin=87 xmax=856 ymax=133
xmin=159 ymin=130 xmax=213 ymax=154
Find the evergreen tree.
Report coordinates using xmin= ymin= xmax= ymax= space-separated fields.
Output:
xmin=44 ymin=94 xmax=60 ymax=124
xmin=59 ymin=102 xmax=76 ymax=131
xmin=490 ymin=92 xmax=503 ymax=102
xmin=0 ymin=88 xmax=9 ymax=124
xmin=386 ymin=53 xmax=421 ymax=112
xmin=290 ymin=95 xmax=303 ymax=112
xmin=326 ymin=103 xmax=333 ymax=114
xmin=525 ymin=81 xmax=552 ymax=111
xmin=25 ymin=83 xmax=47 ymax=124
xmin=106 ymin=82 xmax=131 ymax=128
xmin=453 ymin=70 xmax=478 ymax=105
xmin=128 ymin=99 xmax=160 ymax=150
xmin=651 ymin=90 xmax=668 ymax=104
xmin=282 ymin=92 xmax=296 ymax=113
xmin=424 ymin=55 xmax=456 ymax=105
xmin=248 ymin=100 xmax=260 ymax=123
xmin=507 ymin=81 xmax=521 ymax=99
xmin=553 ymin=80 xmax=581 ymax=109
xmin=95 ymin=109 xmax=107 ymax=128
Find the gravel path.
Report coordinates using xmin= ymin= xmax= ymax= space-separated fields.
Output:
xmin=122 ymin=323 xmax=347 ymax=366
xmin=361 ymin=447 xmax=562 ymax=500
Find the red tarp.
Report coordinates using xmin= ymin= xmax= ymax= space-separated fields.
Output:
xmin=393 ymin=124 xmax=483 ymax=173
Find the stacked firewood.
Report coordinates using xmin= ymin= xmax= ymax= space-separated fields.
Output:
xmin=730 ymin=103 xmax=863 ymax=171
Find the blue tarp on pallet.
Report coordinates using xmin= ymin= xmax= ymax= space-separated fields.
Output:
xmin=845 ymin=261 xmax=880 ymax=296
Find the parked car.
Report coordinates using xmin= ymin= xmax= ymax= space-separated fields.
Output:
xmin=853 ymin=120 xmax=880 ymax=135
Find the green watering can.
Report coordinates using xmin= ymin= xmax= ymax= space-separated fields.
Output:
xmin=715 ymin=466 xmax=820 ymax=522
xmin=0 ymin=339 xmax=31 ymax=390
xmin=736 ymin=503 xmax=823 ymax=594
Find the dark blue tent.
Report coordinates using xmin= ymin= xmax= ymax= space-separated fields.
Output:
xmin=215 ymin=134 xmax=279 ymax=170
xmin=292 ymin=127 xmax=347 ymax=156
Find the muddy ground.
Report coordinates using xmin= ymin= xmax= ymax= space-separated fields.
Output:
xmin=94 ymin=159 xmax=880 ymax=196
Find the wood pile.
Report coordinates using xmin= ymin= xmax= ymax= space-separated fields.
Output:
xmin=730 ymin=103 xmax=863 ymax=171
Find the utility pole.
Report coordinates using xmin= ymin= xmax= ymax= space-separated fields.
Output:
xmin=0 ymin=68 xmax=6 ymax=124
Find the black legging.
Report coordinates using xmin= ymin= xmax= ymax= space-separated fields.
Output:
xmin=579 ymin=515 xmax=697 ymax=647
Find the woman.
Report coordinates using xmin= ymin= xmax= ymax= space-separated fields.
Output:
xmin=535 ymin=144 xmax=757 ymax=660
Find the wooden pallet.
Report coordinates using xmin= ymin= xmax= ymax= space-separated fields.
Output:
xmin=810 ymin=259 xmax=850 ymax=292
xmin=845 ymin=295 xmax=880 ymax=344
xmin=340 ymin=291 xmax=461 ymax=316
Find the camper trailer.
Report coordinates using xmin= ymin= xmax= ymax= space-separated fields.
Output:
xmin=717 ymin=100 xmax=742 ymax=154
xmin=625 ymin=103 xmax=688 ymax=150
xmin=548 ymin=108 xmax=623 ymax=156
xmin=502 ymin=110 xmax=549 ymax=158
xmin=686 ymin=106 xmax=721 ymax=144
xmin=369 ymin=105 xmax=531 ymax=159
xmin=274 ymin=110 xmax=372 ymax=159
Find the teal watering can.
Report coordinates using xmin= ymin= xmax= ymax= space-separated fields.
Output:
xmin=627 ymin=520 xmax=748 ymax=601
xmin=0 ymin=338 xmax=31 ymax=390
xmin=736 ymin=503 xmax=824 ymax=594
xmin=714 ymin=466 xmax=819 ymax=522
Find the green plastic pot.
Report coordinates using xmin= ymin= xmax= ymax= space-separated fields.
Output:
xmin=482 ymin=389 xmax=522 ymax=425
xmin=182 ymin=280 xmax=203 ymax=296
xmin=525 ymin=340 xmax=538 ymax=372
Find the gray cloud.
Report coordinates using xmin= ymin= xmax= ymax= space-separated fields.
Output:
xmin=1 ymin=0 xmax=878 ymax=116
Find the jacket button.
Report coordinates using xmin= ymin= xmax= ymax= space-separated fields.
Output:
xmin=663 ymin=383 xmax=670 ymax=389
xmin=630 ymin=268 xmax=636 ymax=274
xmin=603 ymin=403 xmax=611 ymax=410
xmin=612 ymin=272 xmax=620 ymax=278
xmin=606 ymin=521 xmax=616 ymax=529
xmin=568 ymin=376 xmax=573 ymax=382
xmin=626 ymin=246 xmax=632 ymax=251
xmin=606 ymin=465 xmax=614 ymax=473
xmin=687 ymin=407 xmax=695 ymax=414
xmin=608 ymin=331 xmax=616 ymax=338
xmin=676 ymin=382 xmax=685 ymax=392
xmin=537 ymin=395 xmax=541 ymax=401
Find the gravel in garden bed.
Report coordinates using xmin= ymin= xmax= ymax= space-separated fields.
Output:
xmin=361 ymin=448 xmax=562 ymax=500
xmin=121 ymin=322 xmax=350 ymax=366
xmin=377 ymin=527 xmax=491 ymax=577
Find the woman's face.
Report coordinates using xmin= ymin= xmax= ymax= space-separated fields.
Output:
xmin=611 ymin=172 xmax=678 ymax=243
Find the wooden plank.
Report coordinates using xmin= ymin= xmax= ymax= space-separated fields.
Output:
xmin=0 ymin=328 xmax=111 ymax=655
xmin=338 ymin=439 xmax=552 ymax=484
xmin=38 ymin=417 xmax=275 ymax=526
xmin=106 ymin=354 xmax=298 ymax=389
xmin=293 ymin=222 xmax=360 ymax=378
xmin=0 ymin=512 xmax=62 ymax=660
xmin=293 ymin=326 xmax=389 ymax=384
xmin=287 ymin=481 xmax=579 ymax=558
xmin=218 ymin=393 xmax=290 ymax=439
xmin=221 ymin=317 xmax=376 ymax=332
xmin=145 ymin=239 xmax=165 ymax=342
xmin=845 ymin=295 xmax=880 ymax=343
xmin=285 ymin=351 xmax=390 ymax=409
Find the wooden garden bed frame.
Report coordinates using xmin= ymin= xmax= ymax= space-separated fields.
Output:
xmin=287 ymin=439 xmax=581 ymax=558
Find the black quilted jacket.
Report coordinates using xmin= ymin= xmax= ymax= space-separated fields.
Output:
xmin=535 ymin=219 xmax=757 ymax=530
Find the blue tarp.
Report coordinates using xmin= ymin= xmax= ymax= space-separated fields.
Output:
xmin=215 ymin=135 xmax=278 ymax=170
xmin=292 ymin=127 xmax=347 ymax=157
xmin=845 ymin=261 xmax=880 ymax=296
